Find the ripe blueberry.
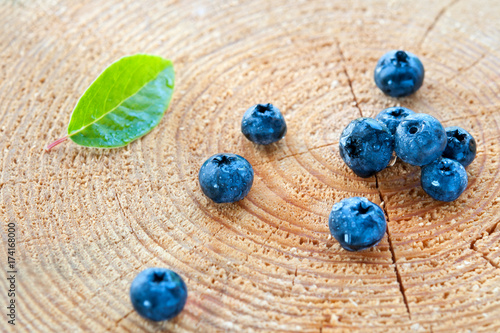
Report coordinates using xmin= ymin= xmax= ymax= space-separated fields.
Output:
xmin=421 ymin=157 xmax=468 ymax=202
xmin=374 ymin=50 xmax=424 ymax=97
xmin=395 ymin=113 xmax=447 ymax=166
xmin=130 ymin=268 xmax=188 ymax=322
xmin=375 ymin=106 xmax=415 ymax=135
xmin=328 ymin=197 xmax=386 ymax=251
xmin=442 ymin=126 xmax=476 ymax=168
xmin=241 ymin=103 xmax=287 ymax=145
xmin=199 ymin=153 xmax=254 ymax=203
xmin=339 ymin=118 xmax=394 ymax=178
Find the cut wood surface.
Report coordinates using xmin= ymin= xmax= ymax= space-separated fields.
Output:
xmin=1 ymin=0 xmax=500 ymax=332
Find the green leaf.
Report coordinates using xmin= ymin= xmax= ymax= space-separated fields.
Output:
xmin=66 ymin=54 xmax=174 ymax=148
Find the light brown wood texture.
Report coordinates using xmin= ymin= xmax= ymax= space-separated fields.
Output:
xmin=1 ymin=0 xmax=500 ymax=332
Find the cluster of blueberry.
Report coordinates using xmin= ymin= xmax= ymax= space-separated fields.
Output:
xmin=333 ymin=50 xmax=476 ymax=252
xmin=128 ymin=50 xmax=477 ymax=322
xmin=340 ymin=110 xmax=475 ymax=199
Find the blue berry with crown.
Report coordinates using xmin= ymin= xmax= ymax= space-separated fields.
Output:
xmin=130 ymin=268 xmax=188 ymax=321
xmin=374 ymin=50 xmax=424 ymax=97
xmin=199 ymin=153 xmax=254 ymax=203
xmin=375 ymin=106 xmax=415 ymax=134
xmin=421 ymin=157 xmax=468 ymax=202
xmin=329 ymin=197 xmax=386 ymax=251
xmin=241 ymin=103 xmax=287 ymax=145
xmin=339 ymin=118 xmax=394 ymax=178
xmin=395 ymin=113 xmax=447 ymax=166
xmin=442 ymin=126 xmax=476 ymax=167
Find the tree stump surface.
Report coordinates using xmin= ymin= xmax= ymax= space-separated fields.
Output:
xmin=1 ymin=0 xmax=500 ymax=332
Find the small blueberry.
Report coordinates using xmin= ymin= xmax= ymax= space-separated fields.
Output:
xmin=395 ymin=113 xmax=447 ymax=166
xmin=130 ymin=268 xmax=188 ymax=322
xmin=328 ymin=197 xmax=386 ymax=251
xmin=442 ymin=126 xmax=476 ymax=168
xmin=374 ymin=50 xmax=425 ymax=98
xmin=198 ymin=153 xmax=254 ymax=203
xmin=339 ymin=118 xmax=395 ymax=178
xmin=421 ymin=157 xmax=468 ymax=202
xmin=241 ymin=103 xmax=287 ymax=145
xmin=375 ymin=106 xmax=415 ymax=135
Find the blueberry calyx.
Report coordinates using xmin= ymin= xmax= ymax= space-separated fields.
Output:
xmin=213 ymin=155 xmax=231 ymax=165
xmin=344 ymin=137 xmax=361 ymax=157
xmin=255 ymin=103 xmax=272 ymax=113
xmin=357 ymin=202 xmax=371 ymax=214
xmin=438 ymin=161 xmax=452 ymax=174
xmin=394 ymin=50 xmax=408 ymax=64
xmin=390 ymin=108 xmax=403 ymax=117
xmin=451 ymin=129 xmax=467 ymax=142
xmin=152 ymin=272 xmax=165 ymax=283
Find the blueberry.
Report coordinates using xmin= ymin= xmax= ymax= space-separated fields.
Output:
xmin=199 ymin=153 xmax=254 ymax=203
xmin=375 ymin=106 xmax=415 ymax=134
xmin=339 ymin=118 xmax=394 ymax=178
xmin=374 ymin=50 xmax=425 ymax=97
xmin=328 ymin=197 xmax=386 ymax=251
xmin=130 ymin=268 xmax=188 ymax=322
xmin=421 ymin=157 xmax=468 ymax=202
xmin=442 ymin=126 xmax=476 ymax=168
xmin=241 ymin=103 xmax=287 ymax=145
xmin=395 ymin=113 xmax=447 ymax=166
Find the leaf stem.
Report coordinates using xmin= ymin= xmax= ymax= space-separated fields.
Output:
xmin=46 ymin=136 xmax=68 ymax=151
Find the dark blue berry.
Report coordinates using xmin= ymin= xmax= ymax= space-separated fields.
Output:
xmin=395 ymin=113 xmax=447 ymax=166
xmin=339 ymin=118 xmax=394 ymax=178
xmin=199 ymin=153 xmax=254 ymax=203
xmin=241 ymin=103 xmax=287 ymax=145
xmin=421 ymin=157 xmax=468 ymax=202
xmin=130 ymin=268 xmax=188 ymax=322
xmin=374 ymin=50 xmax=424 ymax=97
xmin=442 ymin=126 xmax=476 ymax=168
xmin=375 ymin=106 xmax=415 ymax=134
xmin=328 ymin=197 xmax=386 ymax=251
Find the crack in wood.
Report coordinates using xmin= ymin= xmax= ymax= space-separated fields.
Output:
xmin=275 ymin=142 xmax=340 ymax=162
xmin=375 ymin=175 xmax=412 ymax=319
xmin=419 ymin=0 xmax=461 ymax=47
xmin=336 ymin=39 xmax=363 ymax=117
xmin=470 ymin=246 xmax=499 ymax=269
xmin=211 ymin=224 xmax=225 ymax=238
xmin=335 ymin=37 xmax=412 ymax=319
xmin=446 ymin=53 xmax=487 ymax=83
xmin=469 ymin=220 xmax=500 ymax=269
xmin=113 ymin=191 xmax=147 ymax=254
xmin=107 ymin=309 xmax=134 ymax=331
xmin=291 ymin=266 xmax=298 ymax=286
xmin=250 ymin=141 xmax=340 ymax=169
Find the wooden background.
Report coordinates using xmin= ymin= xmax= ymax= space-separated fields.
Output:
xmin=1 ymin=0 xmax=500 ymax=332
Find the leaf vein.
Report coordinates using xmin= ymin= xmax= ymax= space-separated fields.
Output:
xmin=68 ymin=61 xmax=170 ymax=138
